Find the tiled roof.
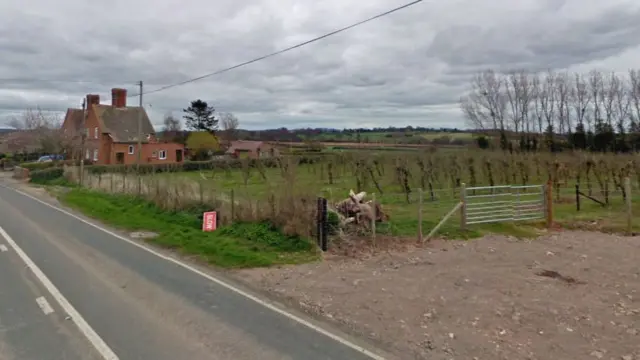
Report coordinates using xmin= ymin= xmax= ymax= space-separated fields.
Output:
xmin=93 ymin=105 xmax=156 ymax=143
xmin=226 ymin=140 xmax=265 ymax=152
xmin=65 ymin=109 xmax=84 ymax=131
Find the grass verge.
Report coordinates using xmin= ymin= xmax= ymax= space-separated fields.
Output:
xmin=58 ymin=188 xmax=319 ymax=268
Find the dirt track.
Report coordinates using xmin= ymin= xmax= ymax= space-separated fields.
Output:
xmin=235 ymin=231 xmax=640 ymax=360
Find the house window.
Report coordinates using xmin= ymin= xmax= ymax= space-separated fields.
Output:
xmin=94 ymin=127 xmax=98 ymax=139
xmin=128 ymin=145 xmax=134 ymax=154
xmin=85 ymin=149 xmax=90 ymax=159
xmin=93 ymin=149 xmax=98 ymax=161
xmin=152 ymin=151 xmax=157 ymax=158
xmin=158 ymin=150 xmax=167 ymax=160
xmin=84 ymin=128 xmax=89 ymax=137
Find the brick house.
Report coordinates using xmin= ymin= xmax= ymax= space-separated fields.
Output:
xmin=225 ymin=140 xmax=278 ymax=159
xmin=61 ymin=88 xmax=185 ymax=165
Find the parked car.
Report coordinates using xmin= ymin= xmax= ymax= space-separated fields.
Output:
xmin=37 ymin=154 xmax=64 ymax=163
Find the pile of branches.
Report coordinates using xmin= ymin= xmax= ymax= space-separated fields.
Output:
xmin=330 ymin=189 xmax=389 ymax=231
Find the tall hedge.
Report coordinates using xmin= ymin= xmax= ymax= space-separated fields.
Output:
xmin=85 ymin=155 xmax=328 ymax=175
xmin=29 ymin=168 xmax=65 ymax=184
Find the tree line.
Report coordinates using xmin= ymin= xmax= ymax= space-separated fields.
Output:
xmin=460 ymin=69 xmax=640 ymax=152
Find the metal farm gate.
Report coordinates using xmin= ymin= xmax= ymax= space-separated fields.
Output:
xmin=461 ymin=184 xmax=547 ymax=227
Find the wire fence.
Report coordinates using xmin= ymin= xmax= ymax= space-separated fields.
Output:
xmin=58 ymin=165 xmax=639 ymax=250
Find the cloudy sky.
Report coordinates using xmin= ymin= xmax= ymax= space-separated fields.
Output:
xmin=1 ymin=0 xmax=640 ymax=130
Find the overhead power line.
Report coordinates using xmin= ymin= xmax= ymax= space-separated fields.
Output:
xmin=132 ymin=0 xmax=423 ymax=98
xmin=0 ymin=78 xmax=132 ymax=85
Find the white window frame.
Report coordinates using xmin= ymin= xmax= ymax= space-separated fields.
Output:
xmin=85 ymin=149 xmax=90 ymax=159
xmin=128 ymin=145 xmax=134 ymax=154
xmin=94 ymin=127 xmax=99 ymax=139
xmin=158 ymin=150 xmax=167 ymax=160
xmin=93 ymin=149 xmax=98 ymax=161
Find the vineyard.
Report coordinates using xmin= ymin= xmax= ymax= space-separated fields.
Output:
xmin=64 ymin=149 xmax=640 ymax=243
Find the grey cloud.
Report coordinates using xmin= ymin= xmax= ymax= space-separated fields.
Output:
xmin=1 ymin=0 xmax=640 ymax=130
xmin=428 ymin=5 xmax=640 ymax=73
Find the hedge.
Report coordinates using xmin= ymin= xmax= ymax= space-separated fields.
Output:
xmin=85 ymin=155 xmax=329 ymax=175
xmin=20 ymin=162 xmax=59 ymax=171
xmin=21 ymin=160 xmax=90 ymax=171
xmin=29 ymin=168 xmax=65 ymax=184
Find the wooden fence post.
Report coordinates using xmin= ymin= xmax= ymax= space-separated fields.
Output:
xmin=418 ymin=188 xmax=423 ymax=242
xmin=460 ymin=183 xmax=467 ymax=230
xmin=545 ymin=179 xmax=553 ymax=228
xmin=371 ymin=193 xmax=376 ymax=248
xmin=625 ymin=177 xmax=632 ymax=235
xmin=321 ymin=197 xmax=328 ymax=252
xmin=316 ymin=197 xmax=322 ymax=249
xmin=230 ymin=189 xmax=235 ymax=221
xmin=575 ymin=183 xmax=580 ymax=211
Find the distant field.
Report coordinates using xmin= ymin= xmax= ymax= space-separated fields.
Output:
xmin=299 ymin=131 xmax=476 ymax=144
xmin=419 ymin=132 xmax=475 ymax=140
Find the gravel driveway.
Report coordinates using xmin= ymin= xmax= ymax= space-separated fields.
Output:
xmin=235 ymin=231 xmax=640 ymax=360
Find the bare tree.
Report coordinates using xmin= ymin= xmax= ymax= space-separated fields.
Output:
xmin=540 ymin=70 xmax=556 ymax=133
xmin=505 ymin=70 xmax=531 ymax=134
xmin=518 ymin=71 xmax=534 ymax=136
xmin=614 ymin=75 xmax=631 ymax=133
xmin=8 ymin=108 xmax=64 ymax=154
xmin=555 ymin=72 xmax=571 ymax=135
xmin=219 ymin=112 xmax=240 ymax=146
xmin=8 ymin=108 xmax=59 ymax=130
xmin=588 ymin=70 xmax=603 ymax=131
xmin=220 ymin=112 xmax=239 ymax=133
xmin=571 ymin=72 xmax=591 ymax=131
xmin=531 ymin=73 xmax=544 ymax=134
xmin=163 ymin=112 xmax=182 ymax=132
xmin=599 ymin=72 xmax=619 ymax=128
xmin=460 ymin=70 xmax=507 ymax=132
xmin=630 ymin=69 xmax=640 ymax=128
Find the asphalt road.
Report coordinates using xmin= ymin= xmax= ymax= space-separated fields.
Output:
xmin=0 ymin=183 xmax=387 ymax=360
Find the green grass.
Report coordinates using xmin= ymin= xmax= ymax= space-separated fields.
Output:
xmin=153 ymin=166 xmax=544 ymax=240
xmin=150 ymin=162 xmax=640 ymax=239
xmin=59 ymin=189 xmax=319 ymax=268
xmin=552 ymin=188 xmax=640 ymax=234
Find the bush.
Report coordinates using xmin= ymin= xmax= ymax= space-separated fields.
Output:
xmin=83 ymin=156 xmax=326 ymax=175
xmin=326 ymin=210 xmax=340 ymax=235
xmin=30 ymin=168 xmax=64 ymax=184
xmin=21 ymin=162 xmax=58 ymax=171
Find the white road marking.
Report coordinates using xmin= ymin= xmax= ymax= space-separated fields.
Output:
xmin=0 ymin=225 xmax=119 ymax=360
xmin=2 ymin=185 xmax=387 ymax=360
xmin=35 ymin=296 xmax=54 ymax=315
xmin=0 ymin=244 xmax=7 ymax=252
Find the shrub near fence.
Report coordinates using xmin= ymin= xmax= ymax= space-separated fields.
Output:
xmin=29 ymin=167 xmax=65 ymax=184
xmin=52 ymin=150 xmax=640 ymax=250
xmin=84 ymin=155 xmax=331 ymax=175
xmin=66 ymin=163 xmax=320 ymax=240
xmin=20 ymin=162 xmax=60 ymax=171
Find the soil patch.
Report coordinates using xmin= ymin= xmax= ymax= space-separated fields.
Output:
xmin=234 ymin=232 xmax=640 ymax=359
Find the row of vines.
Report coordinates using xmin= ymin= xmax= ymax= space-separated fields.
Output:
xmin=288 ymin=151 xmax=640 ymax=202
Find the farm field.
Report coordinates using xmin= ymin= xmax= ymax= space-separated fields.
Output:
xmin=296 ymin=130 xmax=475 ymax=145
xmin=76 ymin=149 xmax=640 ymax=242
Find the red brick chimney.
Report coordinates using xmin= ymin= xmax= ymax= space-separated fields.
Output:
xmin=86 ymin=94 xmax=100 ymax=107
xmin=111 ymin=88 xmax=127 ymax=108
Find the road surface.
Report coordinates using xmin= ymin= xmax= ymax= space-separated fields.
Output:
xmin=0 ymin=182 xmax=387 ymax=360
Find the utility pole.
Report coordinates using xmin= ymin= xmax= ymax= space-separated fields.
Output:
xmin=136 ymin=81 xmax=143 ymax=172
xmin=79 ymin=98 xmax=86 ymax=186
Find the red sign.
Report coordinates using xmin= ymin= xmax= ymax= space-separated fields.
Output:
xmin=202 ymin=211 xmax=217 ymax=232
